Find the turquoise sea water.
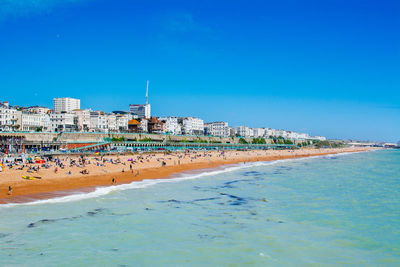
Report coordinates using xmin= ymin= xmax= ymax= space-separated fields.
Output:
xmin=0 ymin=150 xmax=399 ymax=266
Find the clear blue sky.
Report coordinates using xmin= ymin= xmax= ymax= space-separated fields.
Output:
xmin=0 ymin=0 xmax=399 ymax=142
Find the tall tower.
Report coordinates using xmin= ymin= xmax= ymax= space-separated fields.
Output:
xmin=146 ymin=80 xmax=149 ymax=105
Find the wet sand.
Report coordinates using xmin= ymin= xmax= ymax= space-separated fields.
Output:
xmin=0 ymin=147 xmax=377 ymax=204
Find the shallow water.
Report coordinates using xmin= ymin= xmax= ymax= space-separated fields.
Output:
xmin=0 ymin=150 xmax=399 ymax=266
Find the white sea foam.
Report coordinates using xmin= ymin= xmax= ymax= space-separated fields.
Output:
xmin=0 ymin=151 xmax=365 ymax=208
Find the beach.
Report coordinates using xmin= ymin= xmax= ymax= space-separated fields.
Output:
xmin=0 ymin=147 xmax=376 ymax=204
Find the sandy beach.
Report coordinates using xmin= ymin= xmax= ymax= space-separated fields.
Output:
xmin=0 ymin=147 xmax=377 ymax=204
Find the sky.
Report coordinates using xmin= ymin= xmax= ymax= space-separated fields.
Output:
xmin=0 ymin=0 xmax=399 ymax=142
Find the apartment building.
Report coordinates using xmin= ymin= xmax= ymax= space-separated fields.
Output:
xmin=160 ymin=117 xmax=181 ymax=135
xmin=53 ymin=97 xmax=80 ymax=113
xmin=72 ymin=109 xmax=91 ymax=132
xmin=90 ymin=112 xmax=107 ymax=132
xmin=0 ymin=102 xmax=18 ymax=131
xmin=50 ymin=113 xmax=75 ymax=132
xmin=181 ymin=117 xmax=204 ymax=135
xmin=129 ymin=104 xmax=151 ymax=119
xmin=205 ymin=121 xmax=229 ymax=137
xmin=235 ymin=126 xmax=252 ymax=137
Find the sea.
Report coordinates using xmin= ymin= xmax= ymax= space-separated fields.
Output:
xmin=0 ymin=149 xmax=399 ymax=266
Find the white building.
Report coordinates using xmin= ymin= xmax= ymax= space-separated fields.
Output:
xmin=0 ymin=102 xmax=18 ymax=131
xmin=17 ymin=112 xmax=42 ymax=131
xmin=275 ymin=129 xmax=289 ymax=139
xmin=251 ymin=128 xmax=265 ymax=138
xmin=287 ymin=132 xmax=310 ymax=140
xmin=205 ymin=121 xmax=229 ymax=137
xmin=235 ymin=126 xmax=252 ymax=138
xmin=71 ymin=109 xmax=91 ymax=132
xmin=139 ymin=119 xmax=148 ymax=133
xmin=181 ymin=117 xmax=204 ymax=135
xmin=40 ymin=113 xmax=51 ymax=132
xmin=106 ymin=114 xmax=117 ymax=132
xmin=160 ymin=117 xmax=181 ymax=135
xmin=264 ymin=128 xmax=276 ymax=137
xmin=129 ymin=104 xmax=151 ymax=119
xmin=50 ymin=113 xmax=75 ymax=132
xmin=53 ymin=97 xmax=80 ymax=113
xmin=26 ymin=106 xmax=50 ymax=114
xmin=312 ymin=136 xmax=327 ymax=141
xmin=116 ymin=114 xmax=129 ymax=132
xmin=90 ymin=112 xmax=107 ymax=132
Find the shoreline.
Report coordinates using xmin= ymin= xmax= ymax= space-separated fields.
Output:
xmin=0 ymin=148 xmax=377 ymax=205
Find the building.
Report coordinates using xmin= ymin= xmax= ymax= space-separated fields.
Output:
xmin=275 ymin=129 xmax=289 ymax=139
xmin=115 ymin=114 xmax=129 ymax=132
xmin=0 ymin=102 xmax=18 ymax=131
xmin=50 ymin=113 xmax=75 ymax=132
xmin=40 ymin=113 xmax=51 ymax=132
xmin=17 ymin=112 xmax=42 ymax=131
xmin=106 ymin=114 xmax=118 ymax=132
xmin=72 ymin=109 xmax=91 ymax=132
xmin=26 ymin=106 xmax=50 ymax=114
xmin=251 ymin=128 xmax=265 ymax=138
xmin=235 ymin=126 xmax=252 ymax=137
xmin=205 ymin=121 xmax=229 ymax=137
xmin=89 ymin=111 xmax=107 ymax=132
xmin=286 ymin=131 xmax=310 ymax=140
xmin=180 ymin=117 xmax=204 ymax=135
xmin=129 ymin=80 xmax=151 ymax=119
xmin=148 ymin=117 xmax=164 ymax=134
xmin=53 ymin=97 xmax=80 ymax=113
xmin=264 ymin=128 xmax=276 ymax=138
xmin=312 ymin=136 xmax=327 ymax=141
xmin=160 ymin=117 xmax=181 ymax=135
xmin=129 ymin=104 xmax=151 ymax=119
xmin=128 ymin=119 xmax=141 ymax=133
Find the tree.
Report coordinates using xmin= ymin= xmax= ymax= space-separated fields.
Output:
xmin=239 ymin=138 xmax=248 ymax=144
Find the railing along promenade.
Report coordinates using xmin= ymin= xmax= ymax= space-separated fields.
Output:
xmin=69 ymin=141 xmax=297 ymax=152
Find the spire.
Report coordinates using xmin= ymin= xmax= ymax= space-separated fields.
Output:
xmin=146 ymin=80 xmax=149 ymax=105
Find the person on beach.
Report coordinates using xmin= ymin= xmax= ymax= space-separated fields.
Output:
xmin=112 ymin=178 xmax=116 ymax=184
xmin=8 ymin=185 xmax=12 ymax=195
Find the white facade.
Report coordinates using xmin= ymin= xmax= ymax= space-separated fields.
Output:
xmin=50 ymin=113 xmax=75 ymax=132
xmin=26 ymin=106 xmax=50 ymax=114
xmin=160 ymin=117 xmax=181 ymax=135
xmin=139 ymin=119 xmax=148 ymax=133
xmin=129 ymin=104 xmax=151 ymax=119
xmin=235 ymin=126 xmax=252 ymax=138
xmin=106 ymin=114 xmax=117 ymax=132
xmin=18 ymin=112 xmax=42 ymax=131
xmin=287 ymin=131 xmax=310 ymax=140
xmin=72 ymin=109 xmax=91 ymax=132
xmin=53 ymin=97 xmax=80 ymax=113
xmin=0 ymin=102 xmax=18 ymax=131
xmin=251 ymin=128 xmax=265 ymax=138
xmin=275 ymin=129 xmax=289 ymax=138
xmin=40 ymin=113 xmax=51 ymax=131
xmin=90 ymin=112 xmax=107 ymax=132
xmin=312 ymin=136 xmax=327 ymax=141
xmin=116 ymin=115 xmax=129 ymax=132
xmin=205 ymin=121 xmax=229 ymax=137
xmin=182 ymin=117 xmax=204 ymax=135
